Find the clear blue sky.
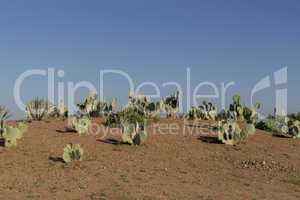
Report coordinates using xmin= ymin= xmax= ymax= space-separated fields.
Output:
xmin=0 ymin=0 xmax=299 ymax=118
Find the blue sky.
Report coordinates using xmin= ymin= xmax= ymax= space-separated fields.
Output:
xmin=0 ymin=0 xmax=299 ymax=118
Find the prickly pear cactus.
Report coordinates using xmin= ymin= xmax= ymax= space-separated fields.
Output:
xmin=218 ymin=121 xmax=242 ymax=145
xmin=186 ymin=107 xmax=197 ymax=120
xmin=289 ymin=120 xmax=300 ymax=138
xmin=121 ymin=121 xmax=148 ymax=145
xmin=256 ymin=116 xmax=300 ymax=138
xmin=76 ymin=117 xmax=91 ymax=135
xmin=2 ymin=127 xmax=20 ymax=147
xmin=127 ymin=93 xmax=161 ymax=118
xmin=77 ymin=93 xmax=104 ymax=117
xmin=186 ymin=101 xmax=217 ymax=121
xmin=229 ymin=94 xmax=244 ymax=121
xmin=263 ymin=116 xmax=290 ymax=137
xmin=62 ymin=143 xmax=83 ymax=163
xmin=233 ymin=94 xmax=241 ymax=105
xmin=244 ymin=104 xmax=260 ymax=124
xmin=162 ymin=91 xmax=180 ymax=118
xmin=69 ymin=116 xmax=92 ymax=135
xmin=2 ymin=123 xmax=28 ymax=147
xmin=84 ymin=93 xmax=99 ymax=114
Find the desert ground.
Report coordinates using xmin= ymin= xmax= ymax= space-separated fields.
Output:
xmin=0 ymin=118 xmax=300 ymax=200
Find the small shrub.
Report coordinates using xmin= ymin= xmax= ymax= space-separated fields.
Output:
xmin=26 ymin=98 xmax=52 ymax=121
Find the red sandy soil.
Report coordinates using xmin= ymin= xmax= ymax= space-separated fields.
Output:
xmin=1 ymin=118 xmax=300 ymax=200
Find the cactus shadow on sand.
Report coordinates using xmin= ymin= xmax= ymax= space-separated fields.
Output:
xmin=56 ymin=128 xmax=77 ymax=134
xmin=48 ymin=156 xmax=65 ymax=164
xmin=272 ymin=134 xmax=293 ymax=139
xmin=198 ymin=136 xmax=223 ymax=144
xmin=0 ymin=138 xmax=5 ymax=147
xmin=97 ymin=139 xmax=131 ymax=146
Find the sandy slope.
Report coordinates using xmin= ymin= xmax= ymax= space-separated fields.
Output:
xmin=0 ymin=118 xmax=300 ymax=200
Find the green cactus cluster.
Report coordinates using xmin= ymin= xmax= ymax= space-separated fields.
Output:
xmin=105 ymin=100 xmax=148 ymax=145
xmin=68 ymin=116 xmax=91 ymax=135
xmin=217 ymin=95 xmax=260 ymax=123
xmin=187 ymin=101 xmax=217 ymax=120
xmin=256 ymin=116 xmax=300 ymax=138
xmin=127 ymin=91 xmax=180 ymax=119
xmin=119 ymin=106 xmax=145 ymax=125
xmin=77 ymin=93 xmax=116 ymax=117
xmin=216 ymin=95 xmax=260 ymax=145
xmin=119 ymin=106 xmax=148 ymax=145
xmin=229 ymin=94 xmax=245 ymax=121
xmin=161 ymin=91 xmax=180 ymax=118
xmin=77 ymin=93 xmax=100 ymax=116
xmin=218 ymin=120 xmax=243 ymax=145
xmin=49 ymin=101 xmax=68 ymax=119
xmin=217 ymin=120 xmax=255 ymax=145
xmin=128 ymin=93 xmax=161 ymax=118
xmin=62 ymin=143 xmax=83 ymax=163
xmin=106 ymin=104 xmax=146 ymax=126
